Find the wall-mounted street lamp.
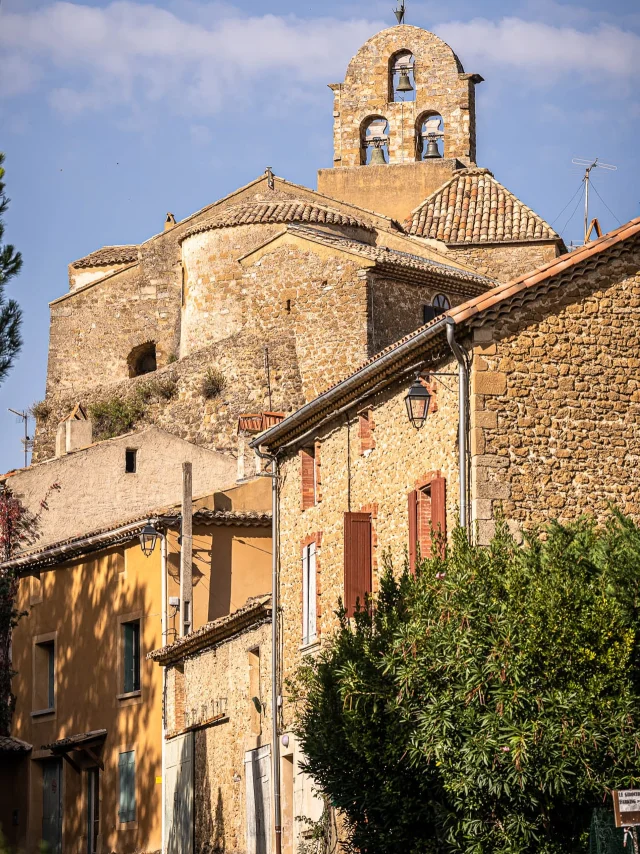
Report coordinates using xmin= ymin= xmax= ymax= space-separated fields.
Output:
xmin=405 ymin=375 xmax=432 ymax=429
xmin=139 ymin=521 xmax=161 ymax=557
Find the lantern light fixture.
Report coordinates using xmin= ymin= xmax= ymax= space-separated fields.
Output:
xmin=405 ymin=375 xmax=432 ymax=429
xmin=139 ymin=521 xmax=160 ymax=557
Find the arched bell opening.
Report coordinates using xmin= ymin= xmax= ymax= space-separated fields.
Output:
xmin=128 ymin=341 xmax=157 ymax=377
xmin=389 ymin=50 xmax=415 ymax=102
xmin=416 ymin=112 xmax=445 ymax=160
xmin=361 ymin=116 xmax=390 ymax=166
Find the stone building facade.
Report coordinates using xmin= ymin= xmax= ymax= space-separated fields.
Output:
xmin=254 ymin=218 xmax=640 ymax=739
xmin=33 ymin=23 xmax=563 ymax=468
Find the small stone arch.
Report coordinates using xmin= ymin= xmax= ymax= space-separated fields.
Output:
xmin=360 ymin=115 xmax=390 ymax=165
xmin=388 ymin=49 xmax=415 ymax=102
xmin=416 ymin=111 xmax=445 ymax=160
xmin=128 ymin=341 xmax=157 ymax=377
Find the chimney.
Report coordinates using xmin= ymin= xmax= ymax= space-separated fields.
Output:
xmin=55 ymin=404 xmax=92 ymax=456
xmin=164 ymin=212 xmax=176 ymax=231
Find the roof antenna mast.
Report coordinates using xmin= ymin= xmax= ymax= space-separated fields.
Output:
xmin=8 ymin=408 xmax=32 ymax=468
xmin=572 ymin=157 xmax=617 ymax=244
xmin=394 ymin=0 xmax=406 ymax=24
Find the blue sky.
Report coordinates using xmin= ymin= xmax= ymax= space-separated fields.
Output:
xmin=0 ymin=0 xmax=638 ymax=473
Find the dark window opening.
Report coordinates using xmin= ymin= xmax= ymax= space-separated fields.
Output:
xmin=125 ymin=449 xmax=137 ymax=473
xmin=127 ymin=342 xmax=157 ymax=378
xmin=433 ymin=293 xmax=451 ymax=313
xmin=423 ymin=304 xmax=437 ymax=324
xmin=122 ymin=620 xmax=141 ymax=694
xmin=286 ymin=299 xmax=292 ymax=313
xmin=34 ymin=640 xmax=55 ymax=711
xmin=118 ymin=751 xmax=136 ymax=823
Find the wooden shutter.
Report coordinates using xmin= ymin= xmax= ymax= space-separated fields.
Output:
xmin=300 ymin=449 xmax=316 ymax=510
xmin=118 ymin=751 xmax=136 ymax=823
xmin=408 ymin=490 xmax=418 ymax=573
xmin=431 ymin=475 xmax=447 ymax=556
xmin=344 ymin=512 xmax=372 ymax=616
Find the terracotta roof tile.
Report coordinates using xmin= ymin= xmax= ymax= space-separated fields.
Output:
xmin=72 ymin=245 xmax=139 ymax=268
xmin=0 ymin=735 xmax=32 ymax=752
xmin=405 ymin=168 xmax=560 ymax=245
xmin=184 ymin=200 xmax=374 ymax=239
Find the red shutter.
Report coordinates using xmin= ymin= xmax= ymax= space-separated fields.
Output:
xmin=300 ymin=449 xmax=315 ymax=510
xmin=430 ymin=475 xmax=447 ymax=556
xmin=408 ymin=490 xmax=418 ymax=574
xmin=344 ymin=512 xmax=372 ymax=616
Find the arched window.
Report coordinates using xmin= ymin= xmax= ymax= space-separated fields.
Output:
xmin=433 ymin=293 xmax=450 ymax=312
xmin=361 ymin=116 xmax=389 ymax=166
xmin=128 ymin=342 xmax=157 ymax=377
xmin=389 ymin=50 xmax=415 ymax=102
xmin=416 ymin=113 xmax=445 ymax=160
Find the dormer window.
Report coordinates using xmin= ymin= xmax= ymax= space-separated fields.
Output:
xmin=389 ymin=50 xmax=415 ymax=102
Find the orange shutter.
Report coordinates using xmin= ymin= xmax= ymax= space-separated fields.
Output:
xmin=430 ymin=475 xmax=447 ymax=556
xmin=300 ymin=449 xmax=315 ymax=510
xmin=408 ymin=490 xmax=418 ymax=573
xmin=344 ymin=512 xmax=372 ymax=616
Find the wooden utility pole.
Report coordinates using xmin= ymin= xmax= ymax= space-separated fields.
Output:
xmin=179 ymin=462 xmax=193 ymax=636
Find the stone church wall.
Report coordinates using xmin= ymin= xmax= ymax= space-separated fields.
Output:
xmin=446 ymin=242 xmax=560 ymax=284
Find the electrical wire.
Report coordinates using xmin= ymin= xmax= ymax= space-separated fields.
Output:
xmin=590 ymin=179 xmax=622 ymax=226
xmin=559 ymin=191 xmax=585 ymax=237
xmin=551 ymin=179 xmax=585 ymax=227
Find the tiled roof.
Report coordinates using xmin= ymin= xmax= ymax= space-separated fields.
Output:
xmin=184 ymin=200 xmax=374 ymax=239
xmin=254 ymin=217 xmax=640 ymax=450
xmin=148 ymin=595 xmax=272 ymax=664
xmin=72 ymin=245 xmax=139 ymax=268
xmin=0 ymin=735 xmax=32 ymax=752
xmin=405 ymin=168 xmax=560 ymax=245
xmin=285 ymin=225 xmax=494 ymax=289
xmin=43 ymin=729 xmax=107 ymax=751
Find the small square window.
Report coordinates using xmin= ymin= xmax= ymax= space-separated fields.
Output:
xmin=125 ymin=449 xmax=137 ymax=474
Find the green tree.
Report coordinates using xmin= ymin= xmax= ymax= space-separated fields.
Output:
xmin=292 ymin=514 xmax=640 ymax=854
xmin=0 ymin=152 xmax=23 ymax=384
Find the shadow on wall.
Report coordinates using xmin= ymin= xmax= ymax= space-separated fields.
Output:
xmin=11 ymin=545 xmax=161 ymax=852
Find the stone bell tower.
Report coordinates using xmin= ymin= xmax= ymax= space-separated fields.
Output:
xmin=317 ymin=24 xmax=483 ymax=223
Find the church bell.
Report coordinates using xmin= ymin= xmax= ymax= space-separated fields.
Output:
xmin=396 ymin=69 xmax=413 ymax=92
xmin=424 ymin=139 xmax=442 ymax=159
xmin=369 ymin=146 xmax=387 ymax=166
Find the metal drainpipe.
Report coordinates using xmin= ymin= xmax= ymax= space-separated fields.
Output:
xmin=161 ymin=532 xmax=168 ymax=854
xmin=446 ymin=318 xmax=469 ymax=532
xmin=254 ymin=447 xmax=282 ymax=854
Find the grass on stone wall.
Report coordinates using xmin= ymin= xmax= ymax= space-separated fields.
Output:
xmin=201 ymin=367 xmax=226 ymax=400
xmin=29 ymin=399 xmax=51 ymax=421
xmin=89 ymin=375 xmax=178 ymax=440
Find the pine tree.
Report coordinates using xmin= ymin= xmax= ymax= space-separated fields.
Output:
xmin=0 ymin=152 xmax=22 ymax=384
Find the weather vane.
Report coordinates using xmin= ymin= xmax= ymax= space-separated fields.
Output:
xmin=394 ymin=1 xmax=406 ymax=24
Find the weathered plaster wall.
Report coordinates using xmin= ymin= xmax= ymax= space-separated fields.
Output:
xmin=276 ymin=365 xmax=460 ymax=730
xmin=446 ymin=242 xmax=561 ymax=284
xmin=69 ymin=261 xmax=136 ymax=291
xmin=5 ymin=427 xmax=237 ymax=549
xmin=329 ymin=25 xmax=478 ymax=168
xmin=469 ymin=242 xmax=640 ymax=542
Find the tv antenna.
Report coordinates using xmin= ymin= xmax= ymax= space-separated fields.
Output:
xmin=572 ymin=158 xmax=617 ymax=244
xmin=8 ymin=408 xmax=33 ymax=468
xmin=394 ymin=1 xmax=406 ymax=24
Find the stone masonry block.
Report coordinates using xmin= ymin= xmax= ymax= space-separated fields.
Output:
xmin=473 ymin=371 xmax=507 ymax=396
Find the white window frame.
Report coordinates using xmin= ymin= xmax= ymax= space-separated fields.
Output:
xmin=302 ymin=542 xmax=317 ymax=646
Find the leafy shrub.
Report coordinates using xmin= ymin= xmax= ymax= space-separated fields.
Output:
xmin=292 ymin=513 xmax=640 ymax=854
xmin=201 ymin=367 xmax=226 ymax=400
xmin=135 ymin=376 xmax=177 ymax=403
xmin=89 ymin=397 xmax=144 ymax=441
xmin=29 ymin=400 xmax=50 ymax=421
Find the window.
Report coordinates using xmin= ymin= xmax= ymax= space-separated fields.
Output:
xmin=416 ymin=113 xmax=445 ymax=160
xmin=423 ymin=304 xmax=437 ymax=325
xmin=248 ymin=648 xmax=261 ymax=735
xmin=361 ymin=116 xmax=389 ymax=165
xmin=300 ymin=447 xmax=317 ymax=510
xmin=118 ymin=751 xmax=136 ymax=823
xmin=408 ymin=475 xmax=447 ymax=572
xmin=127 ymin=342 xmax=156 ymax=377
xmin=87 ymin=767 xmax=100 ymax=854
xmin=34 ymin=639 xmax=55 ymax=712
xmin=433 ymin=293 xmax=451 ymax=313
xmin=358 ymin=410 xmax=375 ymax=454
xmin=302 ymin=542 xmax=317 ymax=645
xmin=125 ymin=449 xmax=137 ymax=473
xmin=389 ymin=50 xmax=415 ymax=102
xmin=343 ymin=513 xmax=372 ymax=616
xmin=122 ymin=620 xmax=141 ymax=694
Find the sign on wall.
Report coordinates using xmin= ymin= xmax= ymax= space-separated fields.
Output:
xmin=613 ymin=791 xmax=640 ymax=828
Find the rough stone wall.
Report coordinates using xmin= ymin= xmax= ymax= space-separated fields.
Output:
xmin=165 ymin=620 xmax=273 ymax=854
xmin=277 ymin=365 xmax=460 ymax=730
xmin=469 ymin=242 xmax=640 ymax=543
xmin=33 ymin=332 xmax=305 ymax=462
xmin=330 ymin=25 xmax=478 ymax=168
xmin=69 ymin=261 xmax=135 ymax=291
xmin=46 ymin=263 xmax=181 ymax=396
xmin=368 ymin=271 xmax=470 ymax=355
xmin=446 ymin=242 xmax=560 ymax=284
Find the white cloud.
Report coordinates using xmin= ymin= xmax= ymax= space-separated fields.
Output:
xmin=0 ymin=2 xmax=638 ymax=118
xmin=438 ymin=17 xmax=640 ymax=80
